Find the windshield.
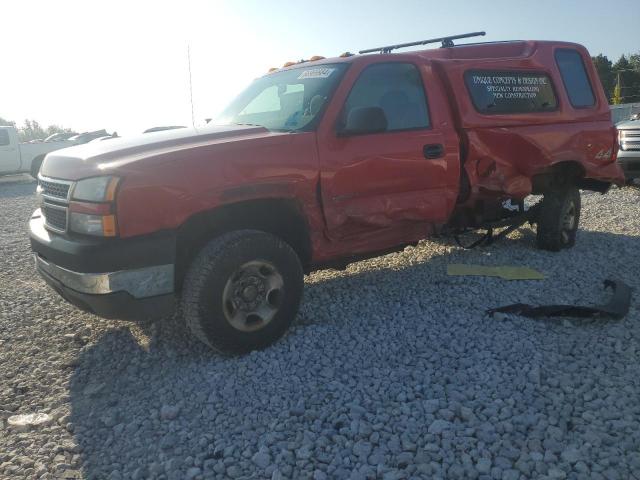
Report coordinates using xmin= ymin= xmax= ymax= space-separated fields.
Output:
xmin=217 ymin=63 xmax=348 ymax=132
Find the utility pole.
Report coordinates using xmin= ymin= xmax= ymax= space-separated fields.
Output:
xmin=613 ymin=71 xmax=622 ymax=105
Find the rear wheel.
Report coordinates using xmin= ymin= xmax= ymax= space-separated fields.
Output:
xmin=535 ymin=186 xmax=581 ymax=251
xmin=181 ymin=230 xmax=303 ymax=354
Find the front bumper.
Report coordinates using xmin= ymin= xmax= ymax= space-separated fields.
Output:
xmin=30 ymin=210 xmax=176 ymax=320
xmin=617 ymin=149 xmax=640 ymax=180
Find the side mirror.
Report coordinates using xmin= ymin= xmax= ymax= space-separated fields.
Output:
xmin=339 ymin=106 xmax=388 ymax=136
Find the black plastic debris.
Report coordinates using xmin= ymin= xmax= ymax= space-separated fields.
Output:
xmin=487 ymin=279 xmax=632 ymax=320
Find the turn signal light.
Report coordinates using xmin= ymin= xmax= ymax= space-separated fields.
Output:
xmin=102 ymin=215 xmax=117 ymax=237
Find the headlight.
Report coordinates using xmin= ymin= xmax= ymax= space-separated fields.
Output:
xmin=68 ymin=175 xmax=120 ymax=236
xmin=72 ymin=176 xmax=120 ymax=202
xmin=618 ymin=130 xmax=625 ymax=151
xmin=69 ymin=212 xmax=117 ymax=237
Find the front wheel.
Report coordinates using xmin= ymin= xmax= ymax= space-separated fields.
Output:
xmin=181 ymin=230 xmax=303 ymax=354
xmin=535 ymin=186 xmax=581 ymax=251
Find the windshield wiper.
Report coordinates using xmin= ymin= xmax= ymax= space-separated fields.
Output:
xmin=231 ymin=123 xmax=297 ymax=133
xmin=269 ymin=128 xmax=297 ymax=133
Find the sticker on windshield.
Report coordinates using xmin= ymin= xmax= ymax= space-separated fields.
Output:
xmin=297 ymin=68 xmax=335 ymax=80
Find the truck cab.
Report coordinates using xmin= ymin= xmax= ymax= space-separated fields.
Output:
xmin=0 ymin=127 xmax=22 ymax=173
xmin=0 ymin=126 xmax=75 ymax=177
xmin=29 ymin=35 xmax=624 ymax=354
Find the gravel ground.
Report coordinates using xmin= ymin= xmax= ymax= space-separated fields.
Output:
xmin=1 ymin=175 xmax=639 ymax=480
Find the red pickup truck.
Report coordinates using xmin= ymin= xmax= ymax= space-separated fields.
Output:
xmin=30 ymin=36 xmax=623 ymax=353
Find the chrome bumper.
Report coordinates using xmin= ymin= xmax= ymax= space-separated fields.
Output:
xmin=35 ymin=255 xmax=174 ymax=299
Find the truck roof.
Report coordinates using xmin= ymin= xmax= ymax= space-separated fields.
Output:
xmin=270 ymin=38 xmax=607 ymax=130
xmin=415 ymin=40 xmax=584 ymax=60
xmin=274 ymin=40 xmax=587 ymax=71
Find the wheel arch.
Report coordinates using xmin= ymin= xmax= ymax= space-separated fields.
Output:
xmin=174 ymin=198 xmax=312 ymax=290
xmin=531 ymin=160 xmax=586 ymax=194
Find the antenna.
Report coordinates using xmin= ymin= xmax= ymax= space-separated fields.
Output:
xmin=187 ymin=45 xmax=195 ymax=128
xmin=359 ymin=31 xmax=486 ymax=54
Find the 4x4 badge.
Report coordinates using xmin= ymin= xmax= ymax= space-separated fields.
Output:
xmin=595 ymin=148 xmax=612 ymax=160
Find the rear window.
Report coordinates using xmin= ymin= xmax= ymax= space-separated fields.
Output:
xmin=555 ymin=49 xmax=595 ymax=108
xmin=465 ymin=70 xmax=557 ymax=114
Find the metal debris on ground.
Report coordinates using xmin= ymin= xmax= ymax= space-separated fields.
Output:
xmin=447 ymin=264 xmax=545 ymax=281
xmin=487 ymin=279 xmax=632 ymax=320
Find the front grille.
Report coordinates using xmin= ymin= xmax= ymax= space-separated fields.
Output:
xmin=621 ymin=129 xmax=640 ymax=151
xmin=42 ymin=204 xmax=68 ymax=232
xmin=38 ymin=176 xmax=73 ymax=233
xmin=39 ymin=178 xmax=71 ymax=200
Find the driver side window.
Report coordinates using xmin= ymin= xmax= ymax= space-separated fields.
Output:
xmin=343 ymin=63 xmax=430 ymax=132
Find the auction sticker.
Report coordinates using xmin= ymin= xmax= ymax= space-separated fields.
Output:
xmin=298 ymin=68 xmax=335 ymax=80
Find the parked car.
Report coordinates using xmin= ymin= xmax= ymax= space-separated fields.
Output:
xmin=44 ymin=132 xmax=78 ymax=143
xmin=143 ymin=126 xmax=186 ymax=133
xmin=30 ymin=36 xmax=624 ymax=354
xmin=0 ymin=126 xmax=74 ymax=177
xmin=67 ymin=129 xmax=110 ymax=145
xmin=89 ymin=133 xmax=119 ymax=143
xmin=616 ymin=116 xmax=640 ymax=181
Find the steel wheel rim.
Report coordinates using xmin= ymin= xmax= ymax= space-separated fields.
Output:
xmin=561 ymin=202 xmax=577 ymax=243
xmin=222 ymin=260 xmax=284 ymax=332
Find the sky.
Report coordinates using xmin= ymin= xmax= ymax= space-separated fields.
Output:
xmin=2 ymin=0 xmax=639 ymax=136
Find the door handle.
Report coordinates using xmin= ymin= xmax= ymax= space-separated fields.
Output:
xmin=423 ymin=144 xmax=444 ymax=159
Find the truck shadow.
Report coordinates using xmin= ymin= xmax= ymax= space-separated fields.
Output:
xmin=67 ymin=228 xmax=639 ymax=479
xmin=0 ymin=176 xmax=36 ymax=199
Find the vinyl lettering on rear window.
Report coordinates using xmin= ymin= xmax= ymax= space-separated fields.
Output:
xmin=465 ymin=70 xmax=558 ymax=114
xmin=555 ymin=49 xmax=596 ymax=108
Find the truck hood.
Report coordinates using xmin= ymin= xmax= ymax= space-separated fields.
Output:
xmin=40 ymin=124 xmax=274 ymax=180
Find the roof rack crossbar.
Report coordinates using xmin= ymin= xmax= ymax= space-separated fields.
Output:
xmin=359 ymin=31 xmax=486 ymax=54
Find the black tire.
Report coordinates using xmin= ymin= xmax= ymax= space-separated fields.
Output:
xmin=30 ymin=156 xmax=44 ymax=179
xmin=536 ymin=186 xmax=581 ymax=251
xmin=181 ymin=230 xmax=303 ymax=354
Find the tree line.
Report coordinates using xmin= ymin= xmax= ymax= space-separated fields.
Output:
xmin=0 ymin=117 xmax=73 ymax=143
xmin=592 ymin=52 xmax=640 ymax=104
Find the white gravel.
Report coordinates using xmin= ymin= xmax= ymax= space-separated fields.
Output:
xmin=1 ymin=175 xmax=639 ymax=480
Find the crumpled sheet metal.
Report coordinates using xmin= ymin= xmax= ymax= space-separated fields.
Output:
xmin=447 ymin=264 xmax=545 ymax=281
xmin=487 ymin=279 xmax=632 ymax=320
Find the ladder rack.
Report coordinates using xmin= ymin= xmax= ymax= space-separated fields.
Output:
xmin=359 ymin=31 xmax=486 ymax=54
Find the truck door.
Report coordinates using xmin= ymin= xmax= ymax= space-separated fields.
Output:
xmin=0 ymin=128 xmax=20 ymax=173
xmin=316 ymin=61 xmax=460 ymax=238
